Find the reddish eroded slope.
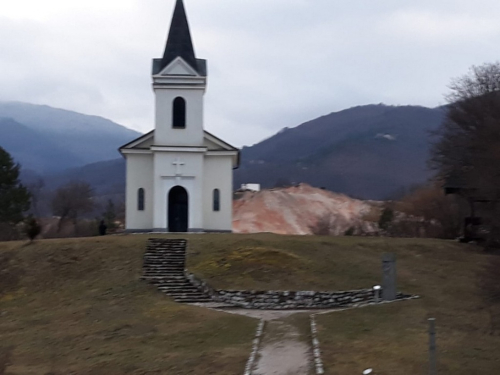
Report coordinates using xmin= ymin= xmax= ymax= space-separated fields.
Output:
xmin=233 ymin=184 xmax=377 ymax=235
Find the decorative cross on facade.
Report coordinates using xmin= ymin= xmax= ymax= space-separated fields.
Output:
xmin=172 ymin=158 xmax=185 ymax=176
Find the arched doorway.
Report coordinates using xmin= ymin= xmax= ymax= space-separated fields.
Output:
xmin=168 ymin=186 xmax=189 ymax=232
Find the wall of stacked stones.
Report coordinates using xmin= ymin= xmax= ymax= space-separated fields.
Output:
xmin=184 ymin=271 xmax=411 ymax=309
xmin=214 ymin=289 xmax=378 ymax=309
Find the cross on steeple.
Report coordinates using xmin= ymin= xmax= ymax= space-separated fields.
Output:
xmin=172 ymin=157 xmax=185 ymax=175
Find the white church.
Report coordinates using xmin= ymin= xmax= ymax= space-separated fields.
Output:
xmin=120 ymin=0 xmax=239 ymax=233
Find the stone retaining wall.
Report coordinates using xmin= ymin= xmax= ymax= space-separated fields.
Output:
xmin=185 ymin=270 xmax=410 ymax=309
xmin=214 ymin=289 xmax=379 ymax=310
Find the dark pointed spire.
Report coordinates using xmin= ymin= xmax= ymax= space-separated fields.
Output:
xmin=160 ymin=0 xmax=198 ymax=73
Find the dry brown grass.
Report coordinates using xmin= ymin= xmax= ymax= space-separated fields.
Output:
xmin=311 ymin=239 xmax=500 ymax=375
xmin=184 ymin=233 xmax=500 ymax=374
xmin=1 ymin=233 xmax=499 ymax=374
xmin=0 ymin=235 xmax=256 ymax=375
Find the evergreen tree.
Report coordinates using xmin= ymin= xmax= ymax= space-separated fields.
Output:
xmin=0 ymin=147 xmax=31 ymax=225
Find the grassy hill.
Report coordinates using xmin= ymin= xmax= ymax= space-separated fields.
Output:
xmin=1 ymin=234 xmax=499 ymax=374
xmin=0 ymin=236 xmax=256 ymax=375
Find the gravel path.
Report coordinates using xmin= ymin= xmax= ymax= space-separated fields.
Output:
xmin=191 ymin=304 xmax=318 ymax=374
xmin=253 ymin=320 xmax=311 ymax=375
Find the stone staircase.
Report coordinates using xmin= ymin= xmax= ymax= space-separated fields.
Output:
xmin=141 ymin=238 xmax=213 ymax=303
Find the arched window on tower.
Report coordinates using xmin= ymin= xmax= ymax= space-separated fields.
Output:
xmin=138 ymin=188 xmax=145 ymax=211
xmin=172 ymin=97 xmax=186 ymax=128
xmin=213 ymin=189 xmax=220 ymax=212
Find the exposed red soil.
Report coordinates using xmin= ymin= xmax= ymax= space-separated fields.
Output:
xmin=233 ymin=184 xmax=377 ymax=235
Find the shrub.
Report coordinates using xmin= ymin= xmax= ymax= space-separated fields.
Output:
xmin=24 ymin=216 xmax=41 ymax=242
xmin=344 ymin=227 xmax=355 ymax=236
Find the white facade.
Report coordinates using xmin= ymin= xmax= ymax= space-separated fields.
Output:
xmin=120 ymin=0 xmax=239 ymax=232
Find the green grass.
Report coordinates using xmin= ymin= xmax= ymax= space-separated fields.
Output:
xmin=1 ymin=233 xmax=499 ymax=374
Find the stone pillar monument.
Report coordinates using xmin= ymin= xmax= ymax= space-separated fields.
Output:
xmin=382 ymin=253 xmax=397 ymax=301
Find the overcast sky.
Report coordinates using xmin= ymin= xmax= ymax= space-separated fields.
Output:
xmin=1 ymin=0 xmax=500 ymax=147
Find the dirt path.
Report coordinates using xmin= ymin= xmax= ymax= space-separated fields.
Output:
xmin=253 ymin=319 xmax=311 ymax=375
xmin=196 ymin=305 xmax=318 ymax=374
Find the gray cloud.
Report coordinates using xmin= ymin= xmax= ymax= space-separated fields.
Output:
xmin=1 ymin=0 xmax=500 ymax=147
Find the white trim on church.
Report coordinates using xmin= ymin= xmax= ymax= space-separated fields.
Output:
xmin=119 ymin=0 xmax=239 ymax=233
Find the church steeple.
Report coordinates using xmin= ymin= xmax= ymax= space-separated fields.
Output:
xmin=160 ymin=0 xmax=198 ymax=73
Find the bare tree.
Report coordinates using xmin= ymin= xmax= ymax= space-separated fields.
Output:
xmin=430 ymin=62 xmax=500 ymax=246
xmin=27 ymin=178 xmax=45 ymax=217
xmin=51 ymin=181 xmax=94 ymax=233
xmin=397 ymin=182 xmax=463 ymax=239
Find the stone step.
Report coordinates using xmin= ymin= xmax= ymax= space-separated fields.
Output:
xmin=154 ymin=280 xmax=191 ymax=284
xmin=161 ymin=291 xmax=203 ymax=296
xmin=146 ymin=258 xmax=184 ymax=261
xmin=146 ymin=247 xmax=185 ymax=250
xmin=156 ymin=284 xmax=193 ymax=289
xmin=159 ymin=286 xmax=201 ymax=291
xmin=144 ymin=239 xmax=214 ymax=305
xmin=143 ymin=268 xmax=184 ymax=271
xmin=144 ymin=274 xmax=187 ymax=278
xmin=144 ymin=269 xmax=185 ymax=273
xmin=145 ymin=248 xmax=185 ymax=251
xmin=146 ymin=277 xmax=188 ymax=282
xmin=146 ymin=244 xmax=185 ymax=246
xmin=173 ymin=298 xmax=213 ymax=303
xmin=144 ymin=252 xmax=185 ymax=255
xmin=170 ymin=293 xmax=212 ymax=301
xmin=141 ymin=276 xmax=186 ymax=281
xmin=159 ymin=287 xmax=198 ymax=291
xmin=145 ymin=263 xmax=184 ymax=266
xmin=145 ymin=250 xmax=185 ymax=253
xmin=144 ymin=254 xmax=185 ymax=258
xmin=144 ymin=271 xmax=185 ymax=274
xmin=143 ymin=269 xmax=184 ymax=272
xmin=144 ymin=275 xmax=185 ymax=278
xmin=150 ymin=283 xmax=192 ymax=290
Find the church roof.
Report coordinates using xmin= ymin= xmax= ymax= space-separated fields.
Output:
xmin=119 ymin=130 xmax=238 ymax=152
xmin=158 ymin=0 xmax=202 ymax=75
xmin=118 ymin=130 xmax=240 ymax=169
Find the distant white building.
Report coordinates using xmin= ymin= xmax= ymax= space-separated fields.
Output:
xmin=119 ymin=0 xmax=239 ymax=232
xmin=241 ymin=184 xmax=261 ymax=192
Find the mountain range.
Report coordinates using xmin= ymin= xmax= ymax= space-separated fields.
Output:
xmin=0 ymin=102 xmax=445 ymax=200
xmin=0 ymin=101 xmax=140 ymax=174
xmin=236 ymin=104 xmax=445 ymax=199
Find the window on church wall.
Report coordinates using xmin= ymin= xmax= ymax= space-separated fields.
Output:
xmin=213 ymin=189 xmax=220 ymax=212
xmin=172 ymin=97 xmax=186 ymax=129
xmin=138 ymin=188 xmax=145 ymax=211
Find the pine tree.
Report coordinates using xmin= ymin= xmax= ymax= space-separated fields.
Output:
xmin=0 ymin=147 xmax=31 ymax=225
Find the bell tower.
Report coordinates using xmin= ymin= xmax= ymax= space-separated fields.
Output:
xmin=152 ymin=0 xmax=207 ymax=147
